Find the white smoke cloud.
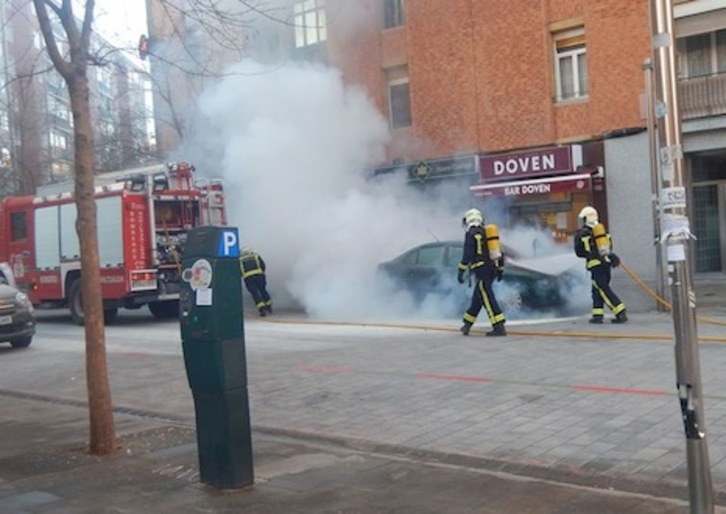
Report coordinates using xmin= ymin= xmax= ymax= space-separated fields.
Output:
xmin=181 ymin=59 xmax=589 ymax=321
xmin=182 ymin=60 xmax=466 ymax=319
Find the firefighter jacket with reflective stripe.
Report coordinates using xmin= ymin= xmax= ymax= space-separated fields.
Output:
xmin=574 ymin=226 xmax=614 ymax=269
xmin=240 ymin=252 xmax=266 ymax=279
xmin=458 ymin=226 xmax=501 ymax=272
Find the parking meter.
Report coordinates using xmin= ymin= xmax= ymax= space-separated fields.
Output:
xmin=180 ymin=226 xmax=253 ymax=489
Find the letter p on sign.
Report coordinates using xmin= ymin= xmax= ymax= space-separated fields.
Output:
xmin=218 ymin=228 xmax=240 ymax=258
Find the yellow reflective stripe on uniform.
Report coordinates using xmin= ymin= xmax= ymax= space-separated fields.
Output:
xmin=474 ymin=233 xmax=484 ymax=256
xmin=470 ymin=262 xmax=485 ymax=269
xmin=586 ymin=258 xmax=601 ymax=269
xmin=242 ymin=269 xmax=263 ymax=279
xmin=240 ymin=254 xmax=264 ymax=279
xmin=581 ymin=236 xmax=592 ymax=253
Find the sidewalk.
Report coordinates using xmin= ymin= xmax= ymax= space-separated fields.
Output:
xmin=5 ymin=306 xmax=726 ymax=513
xmin=0 ymin=395 xmax=719 ymax=514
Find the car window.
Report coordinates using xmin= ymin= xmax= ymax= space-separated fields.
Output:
xmin=401 ymin=250 xmax=418 ymax=265
xmin=445 ymin=245 xmax=463 ymax=267
xmin=417 ymin=245 xmax=444 ymax=266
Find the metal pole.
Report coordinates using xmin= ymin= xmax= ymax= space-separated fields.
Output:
xmin=648 ymin=1 xmax=713 ymax=512
xmin=642 ymin=58 xmax=668 ymax=311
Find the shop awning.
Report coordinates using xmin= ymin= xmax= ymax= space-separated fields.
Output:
xmin=470 ymin=172 xmax=592 ymax=198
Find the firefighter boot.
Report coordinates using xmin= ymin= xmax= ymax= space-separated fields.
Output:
xmin=611 ymin=311 xmax=628 ymax=324
xmin=460 ymin=321 xmax=473 ymax=336
xmin=258 ymin=307 xmax=267 ymax=317
xmin=589 ymin=315 xmax=604 ymax=324
xmin=486 ymin=322 xmax=506 ymax=337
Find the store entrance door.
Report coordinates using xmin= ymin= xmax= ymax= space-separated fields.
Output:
xmin=692 ymin=184 xmax=724 ymax=272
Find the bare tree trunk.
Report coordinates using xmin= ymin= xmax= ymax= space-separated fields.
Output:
xmin=69 ymin=73 xmax=116 ymax=455
xmin=32 ymin=0 xmax=116 ymax=456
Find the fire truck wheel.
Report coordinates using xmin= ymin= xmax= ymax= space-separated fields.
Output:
xmin=149 ymin=300 xmax=179 ymax=319
xmin=69 ymin=279 xmax=84 ymax=325
xmin=104 ymin=308 xmax=119 ymax=324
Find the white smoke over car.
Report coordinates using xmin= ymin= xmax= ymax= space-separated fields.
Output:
xmin=181 ymin=59 xmax=588 ymax=320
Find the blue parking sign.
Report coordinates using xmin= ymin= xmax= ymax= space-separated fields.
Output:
xmin=217 ymin=228 xmax=240 ymax=258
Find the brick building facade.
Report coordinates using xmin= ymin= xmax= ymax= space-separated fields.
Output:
xmin=146 ymin=0 xmax=726 ymax=308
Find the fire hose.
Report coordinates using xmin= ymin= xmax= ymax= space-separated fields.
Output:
xmin=619 ymin=260 xmax=726 ymax=327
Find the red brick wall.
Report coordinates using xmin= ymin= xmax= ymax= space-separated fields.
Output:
xmin=327 ymin=0 xmax=651 ymax=163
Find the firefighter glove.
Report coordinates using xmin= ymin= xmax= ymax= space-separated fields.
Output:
xmin=496 ymin=268 xmax=504 ymax=282
xmin=609 ymin=253 xmax=621 ymax=268
xmin=457 ymin=269 xmax=466 ymax=284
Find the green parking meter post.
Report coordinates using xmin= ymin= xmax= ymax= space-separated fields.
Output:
xmin=179 ymin=226 xmax=253 ymax=489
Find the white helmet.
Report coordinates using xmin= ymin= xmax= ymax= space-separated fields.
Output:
xmin=578 ymin=206 xmax=599 ymax=228
xmin=462 ymin=208 xmax=484 ymax=229
xmin=241 ymin=245 xmax=252 ymax=254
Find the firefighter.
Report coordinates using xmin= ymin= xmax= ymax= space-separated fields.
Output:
xmin=457 ymin=208 xmax=506 ymax=337
xmin=240 ymin=246 xmax=273 ymax=316
xmin=574 ymin=206 xmax=628 ymax=324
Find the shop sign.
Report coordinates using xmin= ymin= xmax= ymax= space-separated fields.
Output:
xmin=407 ymin=156 xmax=477 ymax=182
xmin=373 ymin=155 xmax=477 ymax=182
xmin=479 ymin=145 xmax=582 ymax=182
xmin=471 ymin=173 xmax=591 ymax=198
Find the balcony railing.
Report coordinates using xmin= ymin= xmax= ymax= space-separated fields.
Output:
xmin=679 ymin=72 xmax=726 ymax=120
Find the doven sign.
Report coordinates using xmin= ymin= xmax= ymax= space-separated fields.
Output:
xmin=480 ymin=145 xmax=582 ymax=182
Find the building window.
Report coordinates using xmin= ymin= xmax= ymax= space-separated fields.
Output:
xmin=384 ymin=0 xmax=405 ymax=29
xmin=50 ymin=130 xmax=67 ymax=150
xmin=294 ymin=0 xmax=327 ymax=48
xmin=553 ymin=28 xmax=588 ymax=102
xmin=677 ymin=29 xmax=726 ymax=78
xmin=386 ymin=66 xmax=411 ymax=129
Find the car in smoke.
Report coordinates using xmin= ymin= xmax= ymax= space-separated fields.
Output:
xmin=0 ymin=269 xmax=36 ymax=349
xmin=377 ymin=240 xmax=587 ymax=318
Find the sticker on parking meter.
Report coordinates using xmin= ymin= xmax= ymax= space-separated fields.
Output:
xmin=182 ymin=259 xmax=213 ymax=291
xmin=195 ymin=288 xmax=212 ymax=306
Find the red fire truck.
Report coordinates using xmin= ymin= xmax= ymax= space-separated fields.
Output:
xmin=0 ymin=162 xmax=227 ymax=324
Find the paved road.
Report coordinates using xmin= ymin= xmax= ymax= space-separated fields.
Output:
xmin=3 ymin=307 xmax=726 ymax=508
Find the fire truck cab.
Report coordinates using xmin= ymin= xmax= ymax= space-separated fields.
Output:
xmin=0 ymin=162 xmax=227 ymax=324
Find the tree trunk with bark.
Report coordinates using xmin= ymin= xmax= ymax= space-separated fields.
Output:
xmin=32 ymin=0 xmax=116 ymax=456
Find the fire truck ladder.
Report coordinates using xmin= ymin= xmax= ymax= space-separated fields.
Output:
xmin=173 ymin=162 xmax=196 ymax=228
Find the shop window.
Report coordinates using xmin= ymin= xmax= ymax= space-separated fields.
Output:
xmin=384 ymin=0 xmax=405 ymax=29
xmin=293 ymin=0 xmax=327 ymax=48
xmin=553 ymin=28 xmax=588 ymax=102
xmin=386 ymin=66 xmax=411 ymax=129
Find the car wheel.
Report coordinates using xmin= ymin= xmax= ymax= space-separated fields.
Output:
xmin=499 ymin=288 xmax=524 ymax=313
xmin=69 ymin=279 xmax=84 ymax=326
xmin=10 ymin=336 xmax=32 ymax=348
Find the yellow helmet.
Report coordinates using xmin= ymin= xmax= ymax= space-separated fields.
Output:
xmin=462 ymin=208 xmax=484 ymax=229
xmin=578 ymin=206 xmax=599 ymax=228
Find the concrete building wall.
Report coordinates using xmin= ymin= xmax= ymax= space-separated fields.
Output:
xmin=604 ymin=130 xmax=664 ymax=311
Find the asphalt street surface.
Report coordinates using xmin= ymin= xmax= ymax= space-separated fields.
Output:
xmin=4 ymin=304 xmax=726 ymax=512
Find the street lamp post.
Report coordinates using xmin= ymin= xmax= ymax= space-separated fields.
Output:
xmin=648 ymin=0 xmax=714 ymax=512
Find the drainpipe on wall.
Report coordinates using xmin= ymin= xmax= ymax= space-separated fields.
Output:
xmin=643 ymin=58 xmax=668 ymax=312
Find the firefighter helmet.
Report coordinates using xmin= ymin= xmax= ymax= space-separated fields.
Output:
xmin=462 ymin=208 xmax=484 ymax=229
xmin=578 ymin=206 xmax=599 ymax=228
xmin=241 ymin=245 xmax=252 ymax=254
